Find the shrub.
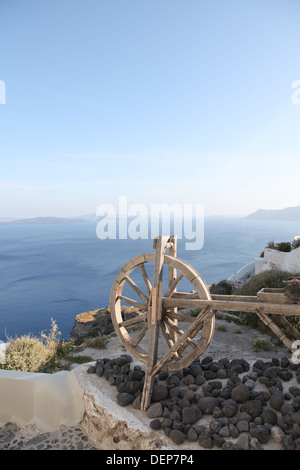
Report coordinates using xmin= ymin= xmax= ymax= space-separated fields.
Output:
xmin=210 ymin=280 xmax=233 ymax=295
xmin=277 ymin=242 xmax=292 ymax=252
xmin=265 ymin=240 xmax=292 ymax=252
xmin=251 ymin=336 xmax=273 ymax=352
xmin=292 ymin=239 xmax=300 ymax=250
xmin=216 ymin=324 xmax=227 ymax=332
xmin=234 ymin=270 xmax=296 ymax=330
xmin=65 ymin=355 xmax=94 ymax=364
xmin=4 ymin=319 xmax=62 ymax=372
xmin=266 ymin=240 xmax=277 ymax=250
xmin=235 ymin=269 xmax=292 ymax=296
xmin=5 ymin=334 xmax=51 ymax=372
xmin=56 ymin=338 xmax=74 ymax=357
xmin=84 ymin=335 xmax=108 ymax=349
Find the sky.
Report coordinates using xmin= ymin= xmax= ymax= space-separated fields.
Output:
xmin=1 ymin=0 xmax=300 ymax=218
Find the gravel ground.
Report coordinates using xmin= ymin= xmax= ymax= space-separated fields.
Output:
xmin=0 ymin=422 xmax=101 ymax=450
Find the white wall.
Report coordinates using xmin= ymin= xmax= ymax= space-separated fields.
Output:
xmin=0 ymin=369 xmax=85 ymax=431
xmin=255 ymin=246 xmax=300 ymax=275
xmin=228 ymin=260 xmax=255 ymax=284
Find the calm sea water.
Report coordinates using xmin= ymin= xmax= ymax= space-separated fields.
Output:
xmin=1 ymin=217 xmax=300 ymax=342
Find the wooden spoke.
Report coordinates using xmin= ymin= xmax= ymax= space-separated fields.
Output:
xmin=164 ymin=315 xmax=185 ymax=336
xmin=150 ymin=305 xmax=212 ymax=376
xmin=117 ymin=295 xmax=146 ymax=310
xmin=165 ymin=310 xmax=196 ymax=322
xmin=124 ymin=275 xmax=149 ymax=304
xmin=131 ymin=324 xmax=149 ymax=347
xmin=140 ymin=263 xmax=152 ymax=296
xmin=159 ymin=320 xmax=174 ymax=348
xmin=160 ymin=321 xmax=179 ymax=358
xmin=164 ymin=272 xmax=183 ymax=297
xmin=164 ymin=316 xmax=197 ymax=350
xmin=119 ymin=312 xmax=147 ymax=327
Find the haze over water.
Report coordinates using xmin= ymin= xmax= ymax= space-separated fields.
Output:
xmin=1 ymin=217 xmax=300 ymax=342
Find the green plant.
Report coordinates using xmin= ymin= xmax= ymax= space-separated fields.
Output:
xmin=41 ymin=318 xmax=61 ymax=354
xmin=57 ymin=338 xmax=74 ymax=357
xmin=84 ymin=335 xmax=109 ymax=349
xmin=292 ymin=239 xmax=300 ymax=250
xmin=216 ymin=324 xmax=227 ymax=332
xmin=236 ymin=269 xmax=293 ymax=296
xmin=65 ymin=355 xmax=94 ymax=364
xmin=191 ymin=309 xmax=202 ymax=317
xmin=251 ymin=335 xmax=273 ymax=352
xmin=265 ymin=240 xmax=292 ymax=252
xmin=266 ymin=240 xmax=277 ymax=250
xmin=234 ymin=270 xmax=295 ymax=329
xmin=210 ymin=280 xmax=233 ymax=295
xmin=277 ymin=242 xmax=292 ymax=252
xmin=5 ymin=334 xmax=51 ymax=372
xmin=3 ymin=319 xmax=68 ymax=373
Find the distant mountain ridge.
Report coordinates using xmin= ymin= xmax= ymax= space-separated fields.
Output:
xmin=246 ymin=205 xmax=300 ymax=221
xmin=0 ymin=217 xmax=88 ymax=225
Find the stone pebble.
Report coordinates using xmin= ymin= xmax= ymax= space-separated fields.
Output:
xmin=88 ymin=354 xmax=300 ymax=450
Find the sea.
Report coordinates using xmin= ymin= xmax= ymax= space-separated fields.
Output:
xmin=1 ymin=216 xmax=300 ymax=342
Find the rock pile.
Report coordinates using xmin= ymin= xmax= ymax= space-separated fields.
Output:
xmin=87 ymin=354 xmax=300 ymax=450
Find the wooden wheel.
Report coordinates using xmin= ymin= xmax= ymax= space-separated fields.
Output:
xmin=110 ymin=245 xmax=215 ymax=373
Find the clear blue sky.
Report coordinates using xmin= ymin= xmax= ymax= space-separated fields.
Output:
xmin=1 ymin=0 xmax=300 ymax=218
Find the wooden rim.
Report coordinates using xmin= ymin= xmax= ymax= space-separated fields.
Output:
xmin=110 ymin=253 xmax=215 ymax=371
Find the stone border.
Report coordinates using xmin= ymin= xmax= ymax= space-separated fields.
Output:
xmin=75 ymin=353 xmax=300 ymax=451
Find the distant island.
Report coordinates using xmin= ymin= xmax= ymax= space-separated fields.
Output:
xmin=246 ymin=205 xmax=300 ymax=221
xmin=0 ymin=217 xmax=88 ymax=225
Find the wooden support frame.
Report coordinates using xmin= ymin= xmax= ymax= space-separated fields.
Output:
xmin=110 ymin=235 xmax=300 ymax=411
xmin=141 ymin=236 xmax=167 ymax=411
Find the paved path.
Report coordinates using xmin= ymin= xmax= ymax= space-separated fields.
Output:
xmin=0 ymin=422 xmax=101 ymax=450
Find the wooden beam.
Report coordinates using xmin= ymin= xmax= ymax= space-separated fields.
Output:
xmin=255 ymin=308 xmax=293 ymax=352
xmin=171 ymin=291 xmax=200 ymax=299
xmin=276 ymin=315 xmax=300 ymax=340
xmin=171 ymin=292 xmax=258 ymax=302
xmin=212 ymin=294 xmax=258 ymax=302
xmin=162 ymin=297 xmax=300 ymax=316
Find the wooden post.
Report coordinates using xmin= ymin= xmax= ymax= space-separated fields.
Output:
xmin=168 ymin=235 xmax=178 ymax=344
xmin=140 ymin=236 xmax=169 ymax=411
